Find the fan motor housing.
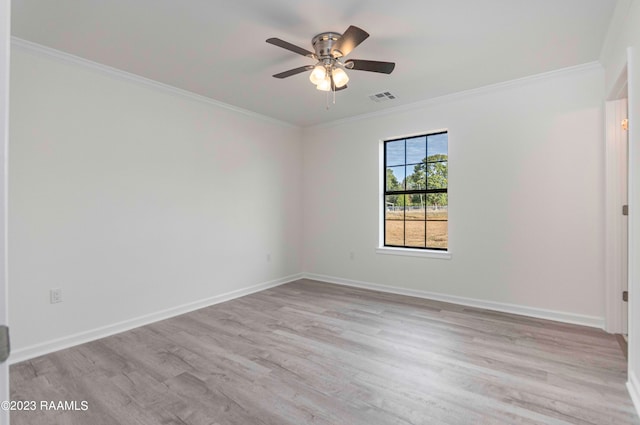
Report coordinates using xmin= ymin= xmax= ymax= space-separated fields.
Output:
xmin=312 ymin=32 xmax=342 ymax=59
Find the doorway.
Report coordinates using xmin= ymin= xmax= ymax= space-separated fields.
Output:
xmin=605 ymin=69 xmax=629 ymax=341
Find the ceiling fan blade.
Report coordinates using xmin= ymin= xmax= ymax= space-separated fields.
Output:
xmin=332 ymin=83 xmax=348 ymax=92
xmin=345 ymin=59 xmax=395 ymax=74
xmin=266 ymin=38 xmax=315 ymax=58
xmin=332 ymin=26 xmax=369 ymax=58
xmin=273 ymin=65 xmax=314 ymax=79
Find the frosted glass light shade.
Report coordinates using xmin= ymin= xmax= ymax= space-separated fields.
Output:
xmin=309 ymin=65 xmax=327 ymax=85
xmin=316 ymin=76 xmax=331 ymax=91
xmin=332 ymin=68 xmax=349 ymax=88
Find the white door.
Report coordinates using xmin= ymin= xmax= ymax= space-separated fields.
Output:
xmin=0 ymin=1 xmax=10 ymax=424
xmin=606 ymin=97 xmax=629 ymax=335
xmin=623 ymin=107 xmax=630 ymax=336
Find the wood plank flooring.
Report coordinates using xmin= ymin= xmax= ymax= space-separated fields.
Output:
xmin=10 ymin=279 xmax=639 ymax=425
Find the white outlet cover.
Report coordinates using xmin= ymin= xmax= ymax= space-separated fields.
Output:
xmin=50 ymin=288 xmax=62 ymax=304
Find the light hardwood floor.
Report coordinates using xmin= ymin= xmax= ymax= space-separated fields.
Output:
xmin=10 ymin=279 xmax=640 ymax=425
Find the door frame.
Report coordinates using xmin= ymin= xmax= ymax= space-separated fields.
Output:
xmin=605 ymin=66 xmax=629 ymax=334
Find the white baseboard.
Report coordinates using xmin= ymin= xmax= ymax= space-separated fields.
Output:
xmin=629 ymin=372 xmax=640 ymax=418
xmin=10 ymin=272 xmax=607 ymax=364
xmin=10 ymin=273 xmax=303 ymax=364
xmin=303 ymin=273 xmax=605 ymax=329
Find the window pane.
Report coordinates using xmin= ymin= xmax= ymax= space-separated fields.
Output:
xmin=386 ymin=140 xmax=405 ymax=166
xmin=427 ymin=161 xmax=447 ymax=190
xmin=427 ymin=195 xmax=448 ymax=249
xmin=406 ymin=136 xmax=426 ymax=164
xmin=386 ymin=166 xmax=405 ymax=191
xmin=405 ymin=221 xmax=426 ymax=247
xmin=385 ymin=195 xmax=404 ymax=246
xmin=385 ymin=195 xmax=405 ymax=220
xmin=426 ymin=192 xmax=447 ymax=211
xmin=427 ymin=195 xmax=448 ymax=221
xmin=406 ymin=163 xmax=426 ymax=190
xmin=385 ymin=220 xmax=404 ymax=246
xmin=426 ymin=221 xmax=447 ymax=249
xmin=406 ymin=199 xmax=425 ymax=220
xmin=427 ymin=133 xmax=448 ymax=158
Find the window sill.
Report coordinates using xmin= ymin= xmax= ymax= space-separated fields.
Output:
xmin=376 ymin=247 xmax=452 ymax=260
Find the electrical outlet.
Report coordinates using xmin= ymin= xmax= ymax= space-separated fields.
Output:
xmin=349 ymin=251 xmax=355 ymax=260
xmin=266 ymin=253 xmax=271 ymax=262
xmin=50 ymin=288 xmax=62 ymax=304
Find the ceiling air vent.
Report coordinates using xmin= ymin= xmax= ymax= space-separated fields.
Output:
xmin=369 ymin=91 xmax=397 ymax=103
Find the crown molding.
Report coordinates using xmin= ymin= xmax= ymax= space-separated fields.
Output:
xmin=11 ymin=37 xmax=299 ymax=129
xmin=11 ymin=37 xmax=603 ymax=131
xmin=310 ymin=61 xmax=604 ymax=130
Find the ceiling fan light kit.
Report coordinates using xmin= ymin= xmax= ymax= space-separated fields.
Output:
xmin=266 ymin=25 xmax=395 ymax=106
xmin=309 ymin=65 xmax=327 ymax=85
xmin=332 ymin=68 xmax=349 ymax=88
xmin=316 ymin=76 xmax=332 ymax=91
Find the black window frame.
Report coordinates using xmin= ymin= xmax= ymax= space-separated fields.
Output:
xmin=383 ymin=131 xmax=448 ymax=251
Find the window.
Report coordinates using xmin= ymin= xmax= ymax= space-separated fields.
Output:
xmin=384 ymin=132 xmax=448 ymax=250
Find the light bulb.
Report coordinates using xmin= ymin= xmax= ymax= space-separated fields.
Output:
xmin=332 ymin=67 xmax=349 ymax=88
xmin=316 ymin=76 xmax=331 ymax=91
xmin=309 ymin=65 xmax=327 ymax=85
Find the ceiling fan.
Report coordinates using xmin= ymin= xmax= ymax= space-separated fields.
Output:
xmin=266 ymin=25 xmax=395 ymax=93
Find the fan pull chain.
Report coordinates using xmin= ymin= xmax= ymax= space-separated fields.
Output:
xmin=324 ymin=79 xmax=338 ymax=110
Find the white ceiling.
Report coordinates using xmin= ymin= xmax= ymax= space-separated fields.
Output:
xmin=11 ymin=0 xmax=618 ymax=127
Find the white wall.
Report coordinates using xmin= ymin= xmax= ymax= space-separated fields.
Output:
xmin=0 ymin=1 xmax=9 ymax=423
xmin=630 ymin=44 xmax=640 ymax=416
xmin=8 ymin=45 xmax=303 ymax=357
xmin=600 ymin=0 xmax=640 ymax=413
xmin=303 ymin=65 xmax=605 ymax=323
